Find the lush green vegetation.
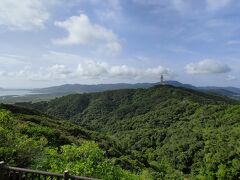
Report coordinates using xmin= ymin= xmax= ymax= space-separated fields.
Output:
xmin=0 ymin=106 xmax=138 ymax=179
xmin=2 ymin=85 xmax=240 ymax=179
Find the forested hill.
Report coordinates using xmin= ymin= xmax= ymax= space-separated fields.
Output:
xmin=14 ymin=85 xmax=240 ymax=179
xmin=20 ymin=85 xmax=236 ymax=129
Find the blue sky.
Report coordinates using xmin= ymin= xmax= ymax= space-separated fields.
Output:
xmin=0 ymin=0 xmax=240 ymax=88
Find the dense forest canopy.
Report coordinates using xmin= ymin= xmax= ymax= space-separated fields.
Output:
xmin=1 ymin=85 xmax=240 ymax=179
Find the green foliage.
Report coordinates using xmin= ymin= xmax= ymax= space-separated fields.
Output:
xmin=0 ymin=110 xmax=47 ymax=166
xmin=33 ymin=141 xmax=138 ymax=180
xmin=2 ymin=85 xmax=240 ymax=179
xmin=0 ymin=108 xmax=137 ymax=179
xmin=20 ymin=85 xmax=240 ymax=179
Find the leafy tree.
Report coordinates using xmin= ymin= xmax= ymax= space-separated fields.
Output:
xmin=33 ymin=142 xmax=138 ymax=180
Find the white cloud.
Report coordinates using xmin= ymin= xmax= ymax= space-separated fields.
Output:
xmin=185 ymin=59 xmax=231 ymax=74
xmin=206 ymin=0 xmax=233 ymax=11
xmin=145 ymin=66 xmax=170 ymax=76
xmin=53 ymin=14 xmax=117 ymax=45
xmin=53 ymin=14 xmax=122 ymax=54
xmin=98 ymin=42 xmax=122 ymax=56
xmin=0 ymin=59 xmax=171 ymax=81
xmin=76 ymin=60 xmax=108 ymax=77
xmin=41 ymin=51 xmax=86 ymax=65
xmin=109 ymin=65 xmax=138 ymax=77
xmin=0 ymin=64 xmax=71 ymax=81
xmin=0 ymin=0 xmax=52 ymax=30
xmin=0 ymin=54 xmax=29 ymax=67
xmin=75 ymin=60 xmax=171 ymax=79
xmin=0 ymin=71 xmax=8 ymax=76
xmin=75 ymin=61 xmax=172 ymax=79
xmin=226 ymin=74 xmax=237 ymax=81
xmin=48 ymin=64 xmax=72 ymax=75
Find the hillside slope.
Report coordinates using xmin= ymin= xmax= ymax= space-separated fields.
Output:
xmin=18 ymin=85 xmax=240 ymax=179
xmin=0 ymin=104 xmax=138 ymax=179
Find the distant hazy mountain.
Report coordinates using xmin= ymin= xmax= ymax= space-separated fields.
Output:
xmin=200 ymin=86 xmax=240 ymax=94
xmin=199 ymin=86 xmax=240 ymax=100
xmin=31 ymin=81 xmax=240 ymax=100
xmin=32 ymin=83 xmax=156 ymax=94
xmin=32 ymin=81 xmax=197 ymax=94
xmin=164 ymin=81 xmax=197 ymax=89
xmin=164 ymin=82 xmax=240 ymax=99
xmin=2 ymin=81 xmax=239 ymax=103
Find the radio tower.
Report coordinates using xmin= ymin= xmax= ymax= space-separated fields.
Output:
xmin=160 ymin=74 xmax=164 ymax=85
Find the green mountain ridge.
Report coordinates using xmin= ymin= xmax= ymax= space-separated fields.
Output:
xmin=15 ymin=85 xmax=240 ymax=179
xmin=30 ymin=81 xmax=240 ymax=97
xmin=2 ymin=81 xmax=240 ymax=103
xmin=22 ymin=85 xmax=236 ymax=122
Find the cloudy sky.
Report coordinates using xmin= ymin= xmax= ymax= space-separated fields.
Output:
xmin=0 ymin=0 xmax=240 ymax=88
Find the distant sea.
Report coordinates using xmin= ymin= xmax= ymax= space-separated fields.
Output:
xmin=0 ymin=90 xmax=33 ymax=97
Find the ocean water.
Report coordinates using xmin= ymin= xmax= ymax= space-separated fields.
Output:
xmin=0 ymin=90 xmax=33 ymax=97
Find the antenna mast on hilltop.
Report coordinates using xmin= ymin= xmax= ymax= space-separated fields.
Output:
xmin=160 ymin=74 xmax=164 ymax=85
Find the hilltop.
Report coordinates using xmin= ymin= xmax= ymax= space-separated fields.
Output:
xmin=23 ymin=85 xmax=236 ymax=121
xmin=31 ymin=81 xmax=240 ymax=98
